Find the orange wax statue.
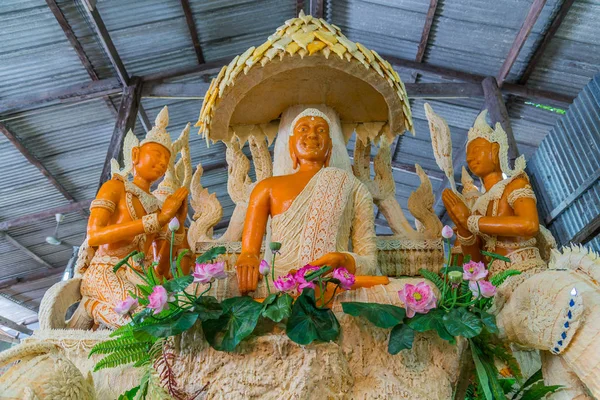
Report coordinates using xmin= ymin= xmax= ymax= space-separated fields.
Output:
xmin=235 ymin=108 xmax=388 ymax=295
xmin=442 ymin=110 xmax=544 ymax=272
xmin=73 ymin=107 xmax=193 ymax=329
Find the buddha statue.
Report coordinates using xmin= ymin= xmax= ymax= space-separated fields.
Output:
xmin=442 ymin=110 xmax=600 ymax=398
xmin=71 ymin=107 xmax=192 ymax=329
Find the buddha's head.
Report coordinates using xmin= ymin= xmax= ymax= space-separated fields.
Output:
xmin=131 ymin=142 xmax=171 ymax=183
xmin=466 ymin=137 xmax=501 ymax=178
xmin=289 ymin=111 xmax=333 ymax=169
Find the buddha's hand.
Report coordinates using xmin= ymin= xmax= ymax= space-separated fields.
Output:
xmin=236 ymin=253 xmax=260 ymax=295
xmin=159 ymin=187 xmax=189 ymax=225
xmin=310 ymin=252 xmax=356 ymax=275
xmin=442 ymin=189 xmax=471 ymax=230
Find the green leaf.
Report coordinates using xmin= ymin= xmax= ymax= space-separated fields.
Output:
xmin=481 ymin=250 xmax=511 ymax=263
xmin=407 ymin=309 xmax=454 ymax=343
xmin=520 ymin=381 xmax=562 ymax=400
xmin=472 ymin=308 xmax=498 ymax=334
xmin=471 ymin=342 xmax=493 ymax=400
xmin=194 ymin=296 xmax=223 ymax=320
xmin=442 ymin=308 xmax=482 ymax=339
xmin=112 ymin=251 xmax=140 ymax=273
xmin=202 ymin=296 xmax=262 ymax=351
xmin=118 ymin=386 xmax=140 ymax=400
xmin=388 ymin=324 xmax=414 ymax=354
xmin=162 ymin=275 xmax=193 ymax=293
xmin=304 ymin=266 xmax=332 ymax=282
xmin=196 ymin=246 xmax=227 ymax=264
xmin=341 ymin=302 xmax=406 ymax=329
xmin=262 ymin=293 xmax=293 ymax=323
xmin=261 ymin=294 xmax=277 ymax=309
xmin=286 ymin=288 xmax=340 ymax=345
xmin=134 ymin=312 xmax=198 ymax=339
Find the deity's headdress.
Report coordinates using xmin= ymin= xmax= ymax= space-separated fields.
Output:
xmin=111 ymin=106 xmax=192 ymax=198
xmin=467 ymin=110 xmax=526 ymax=177
xmin=289 ymin=108 xmax=332 ymax=135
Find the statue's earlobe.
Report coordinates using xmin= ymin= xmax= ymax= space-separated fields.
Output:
xmin=491 ymin=142 xmax=500 ymax=169
xmin=324 ymin=137 xmax=333 ymax=167
xmin=131 ymin=146 xmax=140 ymax=165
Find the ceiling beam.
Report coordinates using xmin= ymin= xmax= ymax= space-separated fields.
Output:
xmin=0 ymin=314 xmax=33 ymax=336
xmin=45 ymin=0 xmax=119 ymax=117
xmin=140 ymin=57 xmax=231 ymax=83
xmin=0 ymin=232 xmax=54 ymax=270
xmin=0 ymin=200 xmax=92 ymax=231
xmin=519 ymin=0 xmax=575 ymax=84
xmin=405 ymin=82 xmax=483 ymax=98
xmin=0 ymin=78 xmax=122 ymax=115
xmin=496 ymin=0 xmax=547 ymax=86
xmin=545 ymin=167 xmax=600 ymax=225
xmin=80 ymin=0 xmax=151 ymax=132
xmin=309 ymin=0 xmax=324 ymax=19
xmin=570 ymin=214 xmax=600 ymax=245
xmin=0 ymin=122 xmax=78 ymax=203
xmin=99 ymin=78 xmax=144 ymax=187
xmin=0 ymin=292 xmax=39 ymax=313
xmin=296 ymin=0 xmax=304 ymax=16
xmin=180 ymin=0 xmax=204 ymax=64
xmin=0 ymin=269 xmax=64 ymax=290
xmin=415 ymin=0 xmax=439 ymax=63
xmin=142 ymin=82 xmax=211 ymax=99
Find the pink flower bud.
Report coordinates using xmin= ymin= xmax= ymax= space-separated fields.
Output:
xmin=294 ymin=264 xmax=320 ymax=290
xmin=168 ymin=217 xmax=180 ymax=232
xmin=193 ymin=261 xmax=227 ymax=284
xmin=469 ymin=280 xmax=497 ymax=298
xmin=332 ymin=267 xmax=355 ymax=290
xmin=259 ymin=260 xmax=270 ymax=275
xmin=441 ymin=225 xmax=454 ymax=239
xmin=148 ymin=286 xmax=169 ymax=315
xmin=398 ymin=282 xmax=437 ymax=318
xmin=113 ymin=296 xmax=139 ymax=316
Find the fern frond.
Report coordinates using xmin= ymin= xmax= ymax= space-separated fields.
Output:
xmin=94 ymin=348 xmax=149 ymax=371
xmin=419 ymin=269 xmax=447 ymax=293
xmin=490 ymin=270 xmax=521 ymax=287
xmin=90 ymin=336 xmax=151 ymax=357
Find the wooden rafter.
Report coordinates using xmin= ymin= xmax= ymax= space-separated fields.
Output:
xmin=0 ymin=232 xmax=54 ymax=270
xmin=80 ymin=0 xmax=151 ymax=132
xmin=180 ymin=0 xmax=204 ymax=64
xmin=0 ymin=122 xmax=77 ymax=203
xmin=296 ymin=0 xmax=305 ymax=16
xmin=0 ymin=292 xmax=39 ymax=313
xmin=496 ymin=0 xmax=547 ymax=86
xmin=0 ymin=269 xmax=64 ymax=290
xmin=99 ymin=78 xmax=144 ymax=187
xmin=309 ymin=0 xmax=324 ymax=19
xmin=570 ymin=214 xmax=600 ymax=245
xmin=0 ymin=314 xmax=33 ymax=335
xmin=45 ymin=0 xmax=119 ymax=117
xmin=519 ymin=0 xmax=575 ymax=84
xmin=415 ymin=0 xmax=439 ymax=63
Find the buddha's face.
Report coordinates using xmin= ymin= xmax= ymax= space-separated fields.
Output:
xmin=289 ymin=116 xmax=332 ymax=165
xmin=466 ymin=137 xmax=500 ymax=177
xmin=132 ymin=142 xmax=170 ymax=183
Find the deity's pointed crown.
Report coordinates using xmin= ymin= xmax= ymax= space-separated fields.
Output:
xmin=140 ymin=106 xmax=172 ymax=154
xmin=290 ymin=108 xmax=332 ymax=136
xmin=467 ymin=110 xmax=526 ymax=177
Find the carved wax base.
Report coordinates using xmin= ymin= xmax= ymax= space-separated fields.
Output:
xmin=25 ymin=313 xmax=462 ymax=399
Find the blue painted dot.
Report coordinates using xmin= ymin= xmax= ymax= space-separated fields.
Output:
xmin=554 ymin=347 xmax=560 ymax=353
xmin=568 ymin=311 xmax=572 ymax=319
xmin=557 ymin=340 xmax=563 ymax=346
xmin=570 ymin=299 xmax=575 ymax=307
xmin=564 ymin=322 xmax=569 ymax=328
xmin=561 ymin=332 xmax=567 ymax=339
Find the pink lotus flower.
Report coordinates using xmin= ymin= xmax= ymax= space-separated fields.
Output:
xmin=259 ymin=260 xmax=270 ymax=275
xmin=193 ymin=261 xmax=227 ymax=284
xmin=398 ymin=282 xmax=437 ymax=318
xmin=148 ymin=286 xmax=169 ymax=315
xmin=469 ymin=280 xmax=497 ymax=299
xmin=294 ymin=264 xmax=320 ymax=290
xmin=462 ymin=261 xmax=488 ymax=282
xmin=441 ymin=225 xmax=454 ymax=239
xmin=273 ymin=273 xmax=297 ymax=292
xmin=114 ymin=296 xmax=139 ymax=316
xmin=332 ymin=267 xmax=355 ymax=290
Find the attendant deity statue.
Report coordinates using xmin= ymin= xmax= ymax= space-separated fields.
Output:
xmin=442 ymin=110 xmax=544 ymax=273
xmin=71 ymin=107 xmax=193 ymax=329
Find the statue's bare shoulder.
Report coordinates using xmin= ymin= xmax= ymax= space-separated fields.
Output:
xmin=96 ymin=177 xmax=125 ymax=203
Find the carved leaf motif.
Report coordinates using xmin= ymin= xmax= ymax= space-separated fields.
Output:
xmin=424 ymin=103 xmax=456 ymax=191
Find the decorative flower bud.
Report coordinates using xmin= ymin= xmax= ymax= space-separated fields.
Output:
xmin=269 ymin=242 xmax=282 ymax=252
xmin=259 ymin=260 xmax=270 ymax=275
xmin=114 ymin=296 xmax=139 ymax=316
xmin=168 ymin=217 xmax=180 ymax=232
xmin=441 ymin=225 xmax=454 ymax=239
